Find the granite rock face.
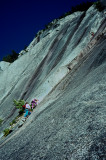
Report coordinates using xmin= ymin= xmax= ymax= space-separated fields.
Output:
xmin=0 ymin=6 xmax=106 ymax=160
xmin=0 ymin=61 xmax=10 ymax=74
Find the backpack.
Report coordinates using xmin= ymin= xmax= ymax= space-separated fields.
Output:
xmin=22 ymin=105 xmax=26 ymax=110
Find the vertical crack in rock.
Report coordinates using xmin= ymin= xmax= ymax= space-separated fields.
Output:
xmin=20 ymin=24 xmax=70 ymax=100
xmin=50 ymin=12 xmax=86 ymax=70
xmin=74 ymin=26 xmax=88 ymax=47
xmin=0 ymin=55 xmax=46 ymax=121
xmin=93 ymin=18 xmax=106 ymax=39
xmin=21 ymin=12 xmax=86 ymax=101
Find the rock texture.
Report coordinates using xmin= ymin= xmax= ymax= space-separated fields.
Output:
xmin=0 ymin=6 xmax=106 ymax=160
xmin=0 ymin=62 xmax=10 ymax=74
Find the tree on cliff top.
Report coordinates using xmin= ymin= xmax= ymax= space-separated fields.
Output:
xmin=2 ymin=50 xmax=18 ymax=63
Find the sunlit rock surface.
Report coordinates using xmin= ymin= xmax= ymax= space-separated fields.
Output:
xmin=0 ymin=6 xmax=106 ymax=160
xmin=0 ymin=61 xmax=10 ymax=74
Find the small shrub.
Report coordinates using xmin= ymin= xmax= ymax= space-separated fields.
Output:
xmin=24 ymin=45 xmax=28 ymax=50
xmin=3 ymin=128 xmax=12 ymax=137
xmin=10 ymin=119 xmax=17 ymax=126
xmin=70 ymin=1 xmax=93 ymax=13
xmin=12 ymin=119 xmax=16 ymax=124
xmin=59 ymin=1 xmax=93 ymax=19
xmin=44 ymin=21 xmax=56 ymax=30
xmin=13 ymin=99 xmax=25 ymax=115
xmin=0 ymin=119 xmax=3 ymax=125
xmin=13 ymin=99 xmax=25 ymax=110
xmin=10 ymin=122 xmax=12 ymax=126
xmin=2 ymin=50 xmax=18 ymax=63
xmin=94 ymin=1 xmax=105 ymax=12
xmin=18 ymin=109 xmax=24 ymax=116
xmin=24 ymin=45 xmax=28 ymax=52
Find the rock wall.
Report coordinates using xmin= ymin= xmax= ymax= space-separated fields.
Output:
xmin=0 ymin=6 xmax=106 ymax=160
xmin=0 ymin=62 xmax=10 ymax=74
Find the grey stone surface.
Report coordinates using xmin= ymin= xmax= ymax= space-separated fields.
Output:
xmin=0 ymin=6 xmax=106 ymax=160
xmin=0 ymin=61 xmax=10 ymax=74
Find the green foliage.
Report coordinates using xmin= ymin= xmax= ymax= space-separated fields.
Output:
xmin=18 ymin=109 xmax=24 ymax=115
xmin=38 ymin=31 xmax=42 ymax=35
xmin=35 ymin=30 xmax=42 ymax=38
xmin=2 ymin=50 xmax=18 ymax=63
xmin=94 ymin=1 xmax=105 ymax=11
xmin=44 ymin=21 xmax=56 ymax=31
xmin=13 ymin=99 xmax=25 ymax=109
xmin=10 ymin=119 xmax=16 ymax=126
xmin=45 ymin=24 xmax=49 ymax=29
xmin=9 ymin=122 xmax=13 ymax=126
xmin=64 ymin=12 xmax=71 ymax=16
xmin=45 ymin=22 xmax=53 ymax=29
xmin=59 ymin=1 xmax=93 ymax=19
xmin=71 ymin=1 xmax=93 ymax=13
xmin=0 ymin=119 xmax=3 ymax=126
xmin=24 ymin=45 xmax=28 ymax=52
xmin=13 ymin=99 xmax=25 ymax=115
xmin=34 ymin=1 xmax=94 ymax=37
xmin=24 ymin=45 xmax=28 ymax=50
xmin=3 ymin=128 xmax=12 ymax=137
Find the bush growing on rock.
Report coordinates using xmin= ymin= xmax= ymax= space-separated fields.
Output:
xmin=94 ymin=1 xmax=105 ymax=11
xmin=13 ymin=99 xmax=24 ymax=109
xmin=18 ymin=109 xmax=25 ymax=115
xmin=13 ymin=99 xmax=25 ymax=115
xmin=71 ymin=1 xmax=93 ymax=13
xmin=3 ymin=128 xmax=12 ymax=137
xmin=23 ymin=45 xmax=28 ymax=52
xmin=10 ymin=119 xmax=17 ymax=126
xmin=0 ymin=119 xmax=3 ymax=126
xmin=59 ymin=1 xmax=93 ymax=19
xmin=2 ymin=50 xmax=18 ymax=63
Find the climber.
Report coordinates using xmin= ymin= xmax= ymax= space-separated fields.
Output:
xmin=24 ymin=102 xmax=31 ymax=118
xmin=22 ymin=104 xmax=26 ymax=111
xmin=31 ymin=98 xmax=39 ymax=110
xmin=90 ymin=32 xmax=94 ymax=37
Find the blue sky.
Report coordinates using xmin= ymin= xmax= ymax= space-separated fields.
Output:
xmin=0 ymin=0 xmax=97 ymax=61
